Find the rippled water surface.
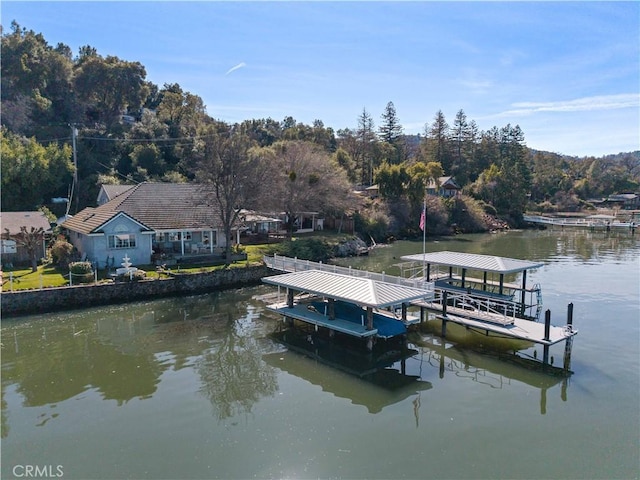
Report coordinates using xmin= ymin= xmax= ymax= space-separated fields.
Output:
xmin=2 ymin=229 xmax=638 ymax=479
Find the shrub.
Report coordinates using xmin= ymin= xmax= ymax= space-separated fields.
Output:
xmin=119 ymin=270 xmax=147 ymax=282
xmin=353 ymin=209 xmax=392 ymax=243
xmin=446 ymin=195 xmax=490 ymax=233
xmin=50 ymin=236 xmax=75 ymax=269
xmin=272 ymin=238 xmax=333 ymax=262
xmin=69 ymin=261 xmax=94 ymax=284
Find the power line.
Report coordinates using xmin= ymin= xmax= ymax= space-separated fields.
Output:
xmin=78 ymin=132 xmax=217 ymax=144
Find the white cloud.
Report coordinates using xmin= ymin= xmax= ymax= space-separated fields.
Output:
xmin=225 ymin=62 xmax=247 ymax=76
xmin=499 ymin=94 xmax=639 ymax=116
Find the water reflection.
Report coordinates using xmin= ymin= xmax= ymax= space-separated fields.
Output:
xmin=333 ymin=228 xmax=639 ymax=275
xmin=264 ymin=329 xmax=432 ymax=415
xmin=1 ymin=290 xmax=281 ymax=435
xmin=410 ymin=329 xmax=570 ymax=415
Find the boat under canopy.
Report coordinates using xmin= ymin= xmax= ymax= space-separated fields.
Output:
xmin=262 ymin=269 xmax=431 ymax=341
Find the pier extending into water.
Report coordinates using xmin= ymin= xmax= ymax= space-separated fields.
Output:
xmin=524 ymin=214 xmax=637 ymax=232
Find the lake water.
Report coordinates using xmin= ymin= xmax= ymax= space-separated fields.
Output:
xmin=2 ymin=229 xmax=639 ymax=479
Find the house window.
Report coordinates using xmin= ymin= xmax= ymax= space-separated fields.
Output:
xmin=204 ymin=231 xmax=217 ymax=246
xmin=108 ymin=234 xmax=136 ymax=249
xmin=184 ymin=231 xmax=192 ymax=240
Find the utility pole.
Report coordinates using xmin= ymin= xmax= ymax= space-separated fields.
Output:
xmin=66 ymin=125 xmax=78 ymax=217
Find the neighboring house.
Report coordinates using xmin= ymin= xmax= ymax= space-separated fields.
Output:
xmin=239 ymin=210 xmax=282 ymax=235
xmin=1 ymin=211 xmax=52 ymax=267
xmin=61 ymin=183 xmax=233 ymax=268
xmin=426 ymin=176 xmax=461 ymax=198
xmin=604 ymin=193 xmax=639 ymax=210
xmin=280 ymin=212 xmax=323 ymax=233
xmin=96 ymin=184 xmax=136 ymax=206
xmin=365 ymin=184 xmax=380 ymax=198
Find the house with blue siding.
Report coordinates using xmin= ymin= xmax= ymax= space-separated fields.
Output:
xmin=61 ymin=183 xmax=232 ymax=268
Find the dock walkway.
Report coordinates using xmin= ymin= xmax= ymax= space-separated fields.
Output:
xmin=415 ymin=300 xmax=516 ymax=326
xmin=437 ymin=313 xmax=575 ymax=346
xmin=264 ymin=254 xmax=434 ymax=294
xmin=524 ymin=214 xmax=637 ymax=230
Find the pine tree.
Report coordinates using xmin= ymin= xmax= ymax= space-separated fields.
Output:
xmin=378 ymin=101 xmax=404 ymax=164
xmin=356 ymin=108 xmax=376 ymax=186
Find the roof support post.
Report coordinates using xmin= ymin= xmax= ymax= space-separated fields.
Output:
xmin=328 ymin=298 xmax=335 ymax=320
xmin=287 ymin=288 xmax=294 ymax=308
xmin=499 ymin=274 xmax=504 ymax=296
xmin=519 ymin=270 xmax=527 ymax=316
xmin=366 ymin=307 xmax=374 ymax=330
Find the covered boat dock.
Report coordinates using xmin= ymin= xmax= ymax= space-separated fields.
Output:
xmin=399 ymin=251 xmax=544 ymax=321
xmin=263 ymin=254 xmax=577 ymax=368
xmin=262 ymin=269 xmax=432 ymax=346
xmin=397 ymin=251 xmax=577 ymax=367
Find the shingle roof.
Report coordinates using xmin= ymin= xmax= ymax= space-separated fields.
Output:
xmin=426 ymin=176 xmax=460 ymax=190
xmin=1 ymin=211 xmax=52 ymax=235
xmin=100 ymin=184 xmax=135 ymax=202
xmin=400 ymin=251 xmax=543 ymax=274
xmin=263 ymin=269 xmax=430 ymax=308
xmin=62 ymin=182 xmax=224 ymax=234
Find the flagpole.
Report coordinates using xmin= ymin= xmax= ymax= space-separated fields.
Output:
xmin=422 ymin=195 xmax=426 ymax=285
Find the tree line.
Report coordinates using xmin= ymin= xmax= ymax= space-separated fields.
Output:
xmin=2 ymin=22 xmax=639 ymax=241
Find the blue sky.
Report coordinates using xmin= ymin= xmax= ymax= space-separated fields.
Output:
xmin=2 ymin=1 xmax=639 ymax=157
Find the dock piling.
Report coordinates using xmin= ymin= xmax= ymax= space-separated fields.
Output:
xmin=441 ymin=292 xmax=448 ymax=337
xmin=563 ymin=303 xmax=575 ymax=371
xmin=543 ymin=309 xmax=551 ymax=365
xmin=543 ymin=309 xmax=551 ymax=341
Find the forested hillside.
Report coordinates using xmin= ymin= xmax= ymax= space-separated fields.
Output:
xmin=2 ymin=22 xmax=638 ymax=238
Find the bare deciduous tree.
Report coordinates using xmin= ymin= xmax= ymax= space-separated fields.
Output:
xmin=4 ymin=226 xmax=45 ymax=272
xmin=264 ymin=140 xmax=355 ymax=238
xmin=196 ymin=123 xmax=267 ymax=264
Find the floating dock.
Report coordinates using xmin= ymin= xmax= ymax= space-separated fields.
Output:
xmin=523 ymin=214 xmax=637 ymax=232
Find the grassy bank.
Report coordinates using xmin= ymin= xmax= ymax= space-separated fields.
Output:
xmin=1 ymin=234 xmax=356 ymax=292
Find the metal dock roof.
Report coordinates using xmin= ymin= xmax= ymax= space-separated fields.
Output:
xmin=400 ymin=251 xmax=544 ymax=274
xmin=262 ymin=269 xmax=431 ymax=308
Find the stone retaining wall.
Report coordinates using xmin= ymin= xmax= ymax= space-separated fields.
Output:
xmin=1 ymin=265 xmax=272 ymax=317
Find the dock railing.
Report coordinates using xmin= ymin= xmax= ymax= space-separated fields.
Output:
xmin=418 ymin=289 xmax=519 ymax=325
xmin=264 ymin=254 xmax=435 ymax=297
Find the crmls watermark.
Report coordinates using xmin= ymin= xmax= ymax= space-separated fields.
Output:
xmin=11 ymin=465 xmax=64 ymax=478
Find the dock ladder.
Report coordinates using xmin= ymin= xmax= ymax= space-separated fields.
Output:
xmin=533 ymin=283 xmax=542 ymax=321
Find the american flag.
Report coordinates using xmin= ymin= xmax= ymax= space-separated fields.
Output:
xmin=419 ymin=209 xmax=425 ymax=231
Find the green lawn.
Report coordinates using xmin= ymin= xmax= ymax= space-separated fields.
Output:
xmin=1 ymin=265 xmax=68 ymax=290
xmin=1 ymin=244 xmax=273 ymax=291
xmin=1 ymin=237 xmax=351 ymax=292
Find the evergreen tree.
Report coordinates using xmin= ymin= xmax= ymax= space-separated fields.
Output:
xmin=356 ymin=108 xmax=377 ymax=186
xmin=451 ymin=109 xmax=470 ymax=185
xmin=421 ymin=110 xmax=451 ymax=173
